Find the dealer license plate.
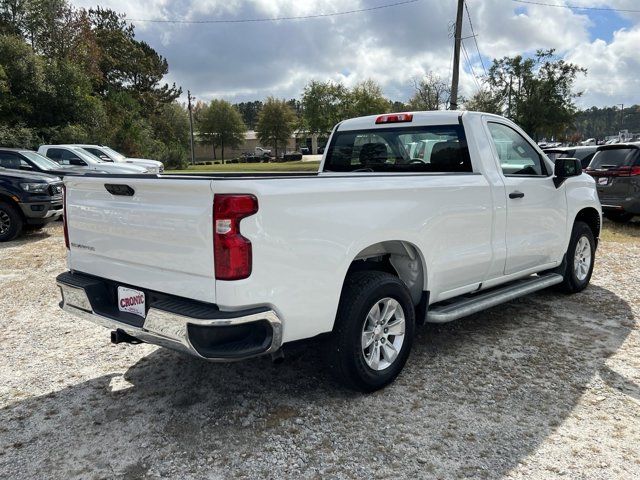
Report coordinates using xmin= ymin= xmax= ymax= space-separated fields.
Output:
xmin=117 ymin=286 xmax=146 ymax=318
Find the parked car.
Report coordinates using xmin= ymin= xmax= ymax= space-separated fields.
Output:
xmin=255 ymin=147 xmax=271 ymax=158
xmin=543 ymin=146 xmax=598 ymax=169
xmin=37 ymin=145 xmax=149 ymax=174
xmin=300 ymin=147 xmax=310 ymax=155
xmin=57 ymin=111 xmax=601 ymax=392
xmin=585 ymin=143 xmax=640 ymax=223
xmin=0 ymin=167 xmax=63 ymax=241
xmin=72 ymin=145 xmax=164 ymax=174
xmin=581 ymin=138 xmax=597 ymax=146
xmin=277 ymin=151 xmax=303 ymax=162
xmin=0 ymin=148 xmax=92 ymax=178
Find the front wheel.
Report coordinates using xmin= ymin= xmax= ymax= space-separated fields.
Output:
xmin=325 ymin=271 xmax=415 ymax=392
xmin=556 ymin=221 xmax=596 ymax=293
xmin=0 ymin=202 xmax=23 ymax=242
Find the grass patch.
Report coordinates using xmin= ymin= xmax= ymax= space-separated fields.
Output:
xmin=166 ymin=161 xmax=320 ymax=174
xmin=600 ymin=219 xmax=640 ymax=244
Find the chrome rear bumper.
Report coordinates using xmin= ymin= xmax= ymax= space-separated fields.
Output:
xmin=57 ymin=273 xmax=283 ymax=361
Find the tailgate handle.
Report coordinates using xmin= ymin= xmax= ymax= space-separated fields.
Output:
xmin=105 ymin=184 xmax=135 ymax=196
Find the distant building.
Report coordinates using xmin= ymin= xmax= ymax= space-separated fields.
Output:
xmin=194 ymin=130 xmax=298 ymax=162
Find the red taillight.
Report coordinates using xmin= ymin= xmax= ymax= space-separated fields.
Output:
xmin=62 ymin=184 xmax=69 ymax=250
xmin=375 ymin=113 xmax=413 ymax=124
xmin=213 ymin=194 xmax=258 ymax=280
xmin=617 ymin=166 xmax=640 ymax=176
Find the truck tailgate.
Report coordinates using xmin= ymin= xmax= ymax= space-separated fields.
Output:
xmin=64 ymin=176 xmax=216 ymax=303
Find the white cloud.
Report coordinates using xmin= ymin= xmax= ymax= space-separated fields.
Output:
xmin=70 ymin=0 xmax=640 ymax=107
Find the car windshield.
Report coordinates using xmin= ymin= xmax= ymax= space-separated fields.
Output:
xmin=70 ymin=147 xmax=104 ymax=163
xmin=323 ymin=125 xmax=472 ymax=173
xmin=102 ymin=146 xmax=127 ymax=161
xmin=590 ymin=148 xmax=638 ymax=169
xmin=20 ymin=151 xmax=61 ymax=170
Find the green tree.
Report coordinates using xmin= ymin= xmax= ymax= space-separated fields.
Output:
xmin=344 ymin=79 xmax=391 ymax=117
xmin=301 ymin=80 xmax=348 ymax=136
xmin=484 ymin=49 xmax=586 ymax=140
xmin=464 ymin=89 xmax=502 ymax=114
xmin=198 ymin=99 xmax=246 ymax=162
xmin=233 ymin=100 xmax=263 ymax=130
xmin=408 ymin=73 xmax=450 ymax=110
xmin=257 ymin=97 xmax=296 ymax=158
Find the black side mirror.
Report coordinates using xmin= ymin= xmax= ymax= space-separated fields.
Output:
xmin=554 ymin=157 xmax=581 ymax=187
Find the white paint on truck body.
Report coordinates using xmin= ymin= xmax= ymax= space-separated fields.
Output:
xmin=63 ymin=111 xmax=601 ymax=344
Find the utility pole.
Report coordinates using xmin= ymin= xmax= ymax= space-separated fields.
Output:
xmin=449 ymin=0 xmax=465 ymax=110
xmin=187 ymin=90 xmax=196 ymax=166
xmin=618 ymin=103 xmax=624 ymax=134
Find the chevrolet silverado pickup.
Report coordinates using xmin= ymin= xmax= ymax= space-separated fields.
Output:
xmin=56 ymin=111 xmax=602 ymax=391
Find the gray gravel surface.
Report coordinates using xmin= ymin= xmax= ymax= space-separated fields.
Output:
xmin=0 ymin=223 xmax=639 ymax=479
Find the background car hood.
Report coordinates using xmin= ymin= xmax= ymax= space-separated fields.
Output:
xmin=123 ymin=158 xmax=163 ymax=167
xmin=0 ymin=167 xmax=59 ymax=182
xmin=99 ymin=163 xmax=148 ymax=173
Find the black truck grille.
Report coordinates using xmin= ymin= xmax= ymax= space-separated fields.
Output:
xmin=49 ymin=183 xmax=63 ymax=197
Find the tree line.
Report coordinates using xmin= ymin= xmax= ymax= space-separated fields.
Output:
xmin=0 ymin=0 xmax=189 ymax=167
xmin=1 ymin=2 xmax=624 ymax=165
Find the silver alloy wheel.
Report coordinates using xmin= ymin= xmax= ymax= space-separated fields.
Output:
xmin=574 ymin=235 xmax=592 ymax=281
xmin=361 ymin=297 xmax=406 ymax=371
xmin=0 ymin=210 xmax=10 ymax=236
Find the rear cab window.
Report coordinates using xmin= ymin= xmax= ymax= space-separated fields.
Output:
xmin=322 ymin=125 xmax=472 ymax=173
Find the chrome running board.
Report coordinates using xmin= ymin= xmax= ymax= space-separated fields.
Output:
xmin=426 ymin=273 xmax=564 ymax=324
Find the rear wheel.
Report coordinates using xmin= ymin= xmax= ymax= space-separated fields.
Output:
xmin=0 ymin=202 xmax=23 ymax=242
xmin=325 ymin=271 xmax=415 ymax=392
xmin=604 ymin=211 xmax=634 ymax=223
xmin=556 ymin=221 xmax=595 ymax=293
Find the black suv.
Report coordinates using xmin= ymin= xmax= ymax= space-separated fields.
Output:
xmin=0 ymin=147 xmax=85 ymax=178
xmin=586 ymin=143 xmax=640 ymax=223
xmin=0 ymin=167 xmax=63 ymax=241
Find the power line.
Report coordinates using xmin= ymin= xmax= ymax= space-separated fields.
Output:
xmin=512 ymin=0 xmax=640 ymax=14
xmin=464 ymin=2 xmax=487 ymax=77
xmin=461 ymin=41 xmax=482 ymax=91
xmin=128 ymin=0 xmax=421 ymax=24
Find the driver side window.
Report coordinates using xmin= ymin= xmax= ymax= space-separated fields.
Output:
xmin=488 ymin=123 xmax=547 ymax=176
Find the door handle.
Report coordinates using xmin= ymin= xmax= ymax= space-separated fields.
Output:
xmin=509 ymin=191 xmax=525 ymax=199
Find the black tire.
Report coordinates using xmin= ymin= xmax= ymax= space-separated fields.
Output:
xmin=556 ymin=221 xmax=595 ymax=293
xmin=0 ymin=201 xmax=23 ymax=242
xmin=604 ymin=211 xmax=634 ymax=223
xmin=325 ymin=271 xmax=415 ymax=392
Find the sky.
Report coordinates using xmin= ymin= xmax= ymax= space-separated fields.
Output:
xmin=69 ymin=0 xmax=640 ymax=109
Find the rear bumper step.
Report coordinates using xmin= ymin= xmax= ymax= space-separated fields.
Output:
xmin=56 ymin=272 xmax=283 ymax=361
xmin=426 ymin=273 xmax=564 ymax=323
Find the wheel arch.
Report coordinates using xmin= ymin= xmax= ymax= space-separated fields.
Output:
xmin=346 ymin=240 xmax=428 ymax=306
xmin=574 ymin=207 xmax=601 ymax=245
xmin=0 ymin=193 xmax=25 ymax=220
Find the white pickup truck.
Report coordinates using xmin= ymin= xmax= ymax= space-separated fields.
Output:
xmin=57 ymin=111 xmax=601 ymax=391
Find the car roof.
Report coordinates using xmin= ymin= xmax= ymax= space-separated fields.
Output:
xmin=597 ymin=142 xmax=640 ymax=151
xmin=337 ymin=110 xmax=487 ymax=131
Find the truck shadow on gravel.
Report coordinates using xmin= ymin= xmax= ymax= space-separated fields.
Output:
xmin=1 ymin=285 xmax=635 ymax=479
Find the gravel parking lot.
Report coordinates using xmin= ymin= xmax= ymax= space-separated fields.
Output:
xmin=1 ymin=222 xmax=639 ymax=479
